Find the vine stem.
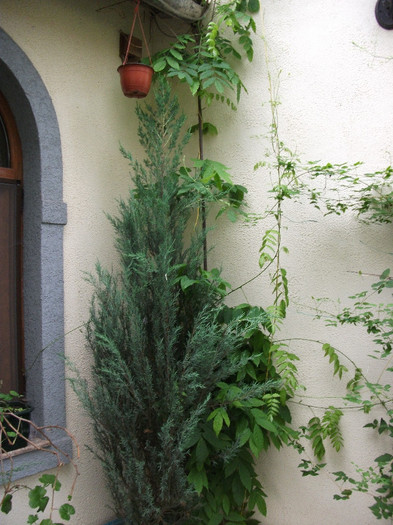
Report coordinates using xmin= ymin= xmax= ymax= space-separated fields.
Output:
xmin=277 ymin=337 xmax=393 ymax=412
xmin=288 ymin=398 xmax=393 ymax=411
xmin=376 ymin=351 xmax=393 ymax=385
xmin=191 ymin=21 xmax=208 ymax=272
xmin=198 ymin=94 xmax=208 ymax=271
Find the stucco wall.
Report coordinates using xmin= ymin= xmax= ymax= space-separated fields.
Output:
xmin=1 ymin=1 xmax=392 ymax=524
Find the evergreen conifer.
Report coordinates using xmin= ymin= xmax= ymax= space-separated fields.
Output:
xmin=72 ymin=80 xmax=256 ymax=524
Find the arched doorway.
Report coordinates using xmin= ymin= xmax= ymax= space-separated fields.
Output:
xmin=0 ymin=90 xmax=23 ymax=394
xmin=0 ymin=27 xmax=71 ymax=479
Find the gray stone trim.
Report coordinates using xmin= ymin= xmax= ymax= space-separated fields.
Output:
xmin=0 ymin=28 xmax=70 ymax=482
xmin=42 ymin=200 xmax=68 ymax=225
xmin=0 ymin=436 xmax=73 ymax=484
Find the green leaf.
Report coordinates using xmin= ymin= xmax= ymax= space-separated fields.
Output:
xmin=247 ymin=0 xmax=260 ymax=13
xmin=193 ymin=159 xmax=232 ymax=185
xmin=214 ymin=79 xmax=225 ymax=94
xmin=196 ymin=437 xmax=209 ymax=466
xmin=213 ymin=412 xmax=223 ymax=436
xmin=250 ymin=424 xmax=265 ymax=456
xmin=222 ymin=494 xmax=230 ymax=515
xmin=208 ymin=513 xmax=224 ymax=525
xmin=166 ymin=56 xmax=180 ymax=70
xmin=208 ymin=407 xmax=230 ymax=436
xmin=59 ymin=503 xmax=76 ymax=521
xmin=227 ymin=510 xmax=247 ymax=522
xmin=256 ymin=492 xmax=267 ymax=516
xmin=251 ymin=408 xmax=277 ymax=433
xmin=203 ymin=425 xmax=227 ymax=449
xmin=1 ymin=494 xmax=12 ymax=514
xmin=221 ymin=408 xmax=230 ymax=427
xmin=226 ymin=208 xmax=238 ymax=223
xmin=248 ymin=489 xmax=258 ymax=511
xmin=28 ymin=486 xmax=49 ymax=512
xmin=27 ymin=516 xmax=39 ymax=524
xmin=238 ymin=462 xmax=252 ymax=491
xmin=181 ymin=427 xmax=201 ymax=449
xmin=9 ymin=390 xmax=20 ymax=398
xmin=375 ymin=453 xmax=393 ymax=464
xmin=190 ymin=81 xmax=200 ymax=95
xmin=237 ymin=427 xmax=251 ymax=447
xmin=188 ymin=468 xmax=208 ymax=494
xmin=232 ymin=475 xmax=245 ymax=506
xmin=39 ymin=474 xmax=61 ymax=491
xmin=225 ymin=457 xmax=239 ymax=477
xmin=201 ymin=77 xmax=216 ymax=92
xmin=153 ymin=59 xmax=166 ymax=72
xmin=169 ymin=48 xmax=183 ymax=61
xmin=180 ymin=275 xmax=199 ymax=290
xmin=249 ymin=436 xmax=259 ymax=457
xmin=203 ymin=122 xmax=218 ymax=136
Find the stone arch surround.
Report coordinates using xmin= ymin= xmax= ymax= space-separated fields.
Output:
xmin=0 ymin=28 xmax=70 ymax=479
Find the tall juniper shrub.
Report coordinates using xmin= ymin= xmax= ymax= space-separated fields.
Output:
xmin=71 ymin=80 xmax=288 ymax=524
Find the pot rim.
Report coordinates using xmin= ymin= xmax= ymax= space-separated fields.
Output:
xmin=117 ymin=63 xmax=154 ymax=72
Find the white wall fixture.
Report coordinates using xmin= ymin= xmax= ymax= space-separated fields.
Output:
xmin=142 ymin=0 xmax=209 ymax=22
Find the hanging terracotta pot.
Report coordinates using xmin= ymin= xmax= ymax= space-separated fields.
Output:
xmin=118 ymin=63 xmax=153 ymax=98
xmin=119 ymin=0 xmax=153 ymax=99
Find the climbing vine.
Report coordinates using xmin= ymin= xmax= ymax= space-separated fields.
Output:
xmin=253 ymin=72 xmax=393 ymax=518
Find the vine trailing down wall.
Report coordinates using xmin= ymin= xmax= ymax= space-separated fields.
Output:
xmin=294 ymin=162 xmax=393 ymax=521
xmin=252 ymin=76 xmax=393 ymax=520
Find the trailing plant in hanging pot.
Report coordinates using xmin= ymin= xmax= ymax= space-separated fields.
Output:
xmin=118 ymin=0 xmax=153 ymax=98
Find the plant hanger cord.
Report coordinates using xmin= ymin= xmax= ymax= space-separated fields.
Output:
xmin=123 ymin=0 xmax=152 ymax=66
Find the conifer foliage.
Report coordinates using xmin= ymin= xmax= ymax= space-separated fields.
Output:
xmin=71 ymin=80 xmax=264 ymax=524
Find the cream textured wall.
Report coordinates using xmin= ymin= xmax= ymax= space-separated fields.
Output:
xmin=1 ymin=1 xmax=145 ymax=523
xmin=1 ymin=1 xmax=392 ymax=524
xmin=203 ymin=2 xmax=393 ymax=524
